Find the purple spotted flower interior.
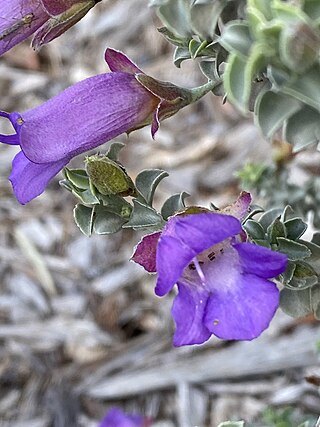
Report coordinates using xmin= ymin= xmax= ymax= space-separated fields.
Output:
xmin=133 ymin=195 xmax=287 ymax=346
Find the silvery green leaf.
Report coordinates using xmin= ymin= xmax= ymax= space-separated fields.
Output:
xmin=219 ymin=21 xmax=252 ymax=58
xmin=73 ymin=204 xmax=94 ymax=236
xmin=157 ymin=0 xmax=192 ymax=38
xmin=106 ymin=142 xmax=125 ymax=162
xmin=285 ymin=107 xmax=320 ymax=151
xmin=60 ymin=179 xmax=99 ymax=205
xmin=284 ymin=218 xmax=307 ymax=240
xmin=280 ymin=287 xmax=313 ymax=317
xmin=64 ymin=168 xmax=90 ymax=190
xmin=243 ymin=219 xmax=265 ymax=240
xmin=199 ymin=59 xmax=219 ymax=81
xmin=272 ymin=0 xmax=308 ymax=23
xmin=259 ymin=207 xmax=282 ymax=231
xmin=75 ymin=189 xmax=100 ymax=205
xmin=267 ymin=65 xmax=290 ymax=89
xmin=280 ymin=261 xmax=296 ymax=285
xmin=123 ymin=200 xmax=163 ymax=229
xmin=248 ymin=0 xmax=272 ymax=20
xmin=312 ymin=233 xmax=320 ymax=246
xmin=190 ymin=0 xmax=226 ymax=39
xmin=277 ymin=238 xmax=312 ymax=261
xmin=285 ymin=261 xmax=318 ymax=290
xmin=255 ymin=91 xmax=301 ymax=138
xmin=303 ymin=0 xmax=320 ymax=21
xmin=252 ymin=239 xmax=271 ymax=248
xmin=93 ymin=206 xmax=127 ymax=234
xmin=280 ymin=205 xmax=295 ymax=222
xmin=279 ymin=22 xmax=319 ymax=73
xmin=189 ymin=38 xmax=208 ymax=58
xmin=300 ymin=240 xmax=320 ymax=275
xmin=98 ymin=194 xmax=132 ymax=218
xmin=217 ymin=422 xmax=245 ymax=427
xmin=280 ymin=65 xmax=320 ymax=112
xmin=135 ymin=169 xmax=168 ymax=206
xmin=224 ymin=44 xmax=267 ymax=113
xmin=161 ymin=192 xmax=190 ymax=220
xmin=223 ymin=53 xmax=247 ymax=112
xmin=267 ymin=218 xmax=286 ymax=244
xmin=174 ymin=46 xmax=191 ymax=67
xmin=158 ymin=27 xmax=187 ymax=46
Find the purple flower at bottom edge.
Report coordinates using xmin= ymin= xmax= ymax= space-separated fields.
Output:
xmin=99 ymin=408 xmax=150 ymax=427
xmin=132 ymin=211 xmax=287 ymax=346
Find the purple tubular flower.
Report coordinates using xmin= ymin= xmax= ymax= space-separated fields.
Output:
xmin=0 ymin=0 xmax=98 ymax=55
xmin=132 ymin=206 xmax=287 ymax=346
xmin=0 ymin=48 xmax=196 ymax=204
xmin=99 ymin=408 xmax=150 ymax=427
xmin=0 ymin=0 xmax=48 ymax=55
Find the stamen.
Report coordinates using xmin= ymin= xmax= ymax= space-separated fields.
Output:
xmin=193 ymin=257 xmax=206 ymax=285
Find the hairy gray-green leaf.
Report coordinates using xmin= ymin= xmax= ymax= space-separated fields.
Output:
xmin=106 ymin=142 xmax=126 ymax=162
xmin=281 ymin=284 xmax=320 ymax=318
xmin=255 ymin=91 xmax=301 ymax=138
xmin=243 ymin=219 xmax=265 ymax=240
xmin=156 ymin=0 xmax=191 ymax=38
xmin=277 ymin=238 xmax=312 ymax=261
xmin=280 ymin=261 xmax=296 ymax=285
xmin=74 ymin=204 xmax=94 ymax=236
xmin=161 ymin=192 xmax=190 ymax=220
xmin=259 ymin=207 xmax=282 ymax=231
xmin=217 ymin=422 xmax=245 ymax=427
xmin=280 ymin=65 xmax=320 ymax=112
xmin=123 ymin=200 xmax=163 ymax=229
xmin=157 ymin=27 xmax=186 ymax=47
xmin=174 ymin=46 xmax=191 ymax=67
xmin=280 ymin=287 xmax=312 ymax=317
xmin=64 ymin=168 xmax=90 ymax=190
xmin=267 ymin=218 xmax=286 ymax=244
xmin=220 ymin=21 xmax=252 ymax=58
xmin=285 ymin=107 xmax=320 ymax=151
xmin=93 ymin=206 xmax=127 ymax=234
xmin=135 ymin=169 xmax=168 ymax=206
xmin=190 ymin=0 xmax=226 ymax=39
xmin=284 ymin=218 xmax=307 ymax=240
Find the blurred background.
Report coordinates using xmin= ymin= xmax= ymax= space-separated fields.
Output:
xmin=0 ymin=1 xmax=319 ymax=426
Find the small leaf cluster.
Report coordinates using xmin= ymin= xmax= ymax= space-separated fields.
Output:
xmin=220 ymin=0 xmax=320 ymax=150
xmin=243 ymin=205 xmax=320 ymax=319
xmin=60 ymin=142 xmax=189 ymax=236
xmin=237 ymin=160 xmax=320 ymax=228
xmin=150 ymin=0 xmax=245 ymax=87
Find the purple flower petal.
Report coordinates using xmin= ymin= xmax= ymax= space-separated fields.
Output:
xmin=99 ymin=408 xmax=148 ymax=427
xmin=156 ymin=235 xmax=197 ymax=296
xmin=173 ymin=213 xmax=242 ymax=254
xmin=9 ymin=151 xmax=69 ymax=204
xmin=172 ymin=283 xmax=211 ymax=346
xmin=33 ymin=1 xmax=94 ymax=49
xmin=0 ymin=0 xmax=48 ymax=56
xmin=105 ymin=48 xmax=143 ymax=74
xmin=19 ymin=72 xmax=158 ymax=163
xmin=40 ymin=0 xmax=82 ymax=16
xmin=204 ymin=273 xmax=280 ymax=340
xmin=220 ymin=191 xmax=252 ymax=219
xmin=131 ymin=232 xmax=161 ymax=273
xmin=234 ymin=242 xmax=288 ymax=279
